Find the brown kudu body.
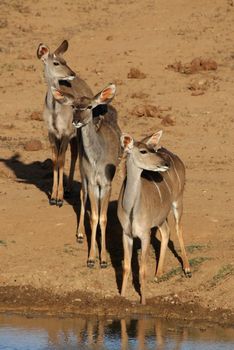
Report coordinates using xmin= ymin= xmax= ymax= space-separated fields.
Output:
xmin=37 ymin=40 xmax=93 ymax=206
xmin=52 ymin=83 xmax=122 ymax=268
xmin=117 ymin=132 xmax=191 ymax=304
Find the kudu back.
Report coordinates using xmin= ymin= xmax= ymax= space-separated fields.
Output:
xmin=37 ymin=40 xmax=93 ymax=206
xmin=52 ymin=83 xmax=122 ymax=268
xmin=117 ymin=131 xmax=191 ymax=304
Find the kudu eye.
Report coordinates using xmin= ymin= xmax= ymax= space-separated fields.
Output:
xmin=140 ymin=149 xmax=147 ymax=154
xmin=87 ymin=105 xmax=92 ymax=110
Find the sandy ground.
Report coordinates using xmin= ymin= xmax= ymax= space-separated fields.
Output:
xmin=0 ymin=0 xmax=234 ymax=325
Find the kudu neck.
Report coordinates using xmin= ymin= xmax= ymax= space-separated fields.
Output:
xmin=44 ymin=69 xmax=61 ymax=108
xmin=81 ymin=119 xmax=103 ymax=165
xmin=122 ymin=155 xmax=142 ymax=215
xmin=44 ymin=66 xmax=59 ymax=88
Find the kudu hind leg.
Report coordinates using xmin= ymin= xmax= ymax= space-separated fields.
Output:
xmin=172 ymin=200 xmax=191 ymax=277
xmin=121 ymin=234 xmax=133 ymax=298
xmin=76 ymin=178 xmax=87 ymax=244
xmin=50 ymin=142 xmax=59 ymax=206
xmin=87 ymin=184 xmax=99 ymax=267
xmin=154 ymin=221 xmax=170 ymax=282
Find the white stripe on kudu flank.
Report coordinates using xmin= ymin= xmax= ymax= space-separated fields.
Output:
xmin=167 ymin=153 xmax=181 ymax=192
xmin=163 ymin=176 xmax=172 ymax=195
xmin=149 ymin=174 xmax=163 ymax=204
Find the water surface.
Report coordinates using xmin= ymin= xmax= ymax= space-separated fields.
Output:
xmin=0 ymin=314 xmax=233 ymax=349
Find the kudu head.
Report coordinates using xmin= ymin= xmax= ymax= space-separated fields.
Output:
xmin=121 ymin=131 xmax=169 ymax=172
xmin=51 ymin=83 xmax=116 ymax=128
xmin=37 ymin=40 xmax=75 ymax=84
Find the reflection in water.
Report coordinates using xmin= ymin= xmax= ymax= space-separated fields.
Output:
xmin=0 ymin=315 xmax=233 ymax=350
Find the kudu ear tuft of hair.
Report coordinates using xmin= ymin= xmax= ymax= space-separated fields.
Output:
xmin=120 ymin=133 xmax=134 ymax=152
xmin=95 ymin=83 xmax=116 ymax=105
xmin=37 ymin=43 xmax=49 ymax=60
xmin=146 ymin=130 xmax=163 ymax=151
xmin=50 ymin=86 xmax=74 ymax=105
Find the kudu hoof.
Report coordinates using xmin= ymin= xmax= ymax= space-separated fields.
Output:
xmin=100 ymin=261 xmax=108 ymax=269
xmin=154 ymin=276 xmax=163 ymax=283
xmin=49 ymin=198 xmax=57 ymax=206
xmin=87 ymin=259 xmax=95 ymax=268
xmin=56 ymin=199 xmax=63 ymax=207
xmin=76 ymin=234 xmax=84 ymax=244
xmin=184 ymin=270 xmax=192 ymax=278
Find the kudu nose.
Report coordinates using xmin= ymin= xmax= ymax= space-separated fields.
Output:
xmin=72 ymin=119 xmax=83 ymax=128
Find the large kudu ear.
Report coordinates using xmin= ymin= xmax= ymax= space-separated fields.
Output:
xmin=146 ymin=130 xmax=163 ymax=151
xmin=54 ymin=40 xmax=69 ymax=56
xmin=37 ymin=43 xmax=50 ymax=61
xmin=120 ymin=133 xmax=134 ymax=153
xmin=93 ymin=83 xmax=116 ymax=106
xmin=51 ymin=86 xmax=74 ymax=105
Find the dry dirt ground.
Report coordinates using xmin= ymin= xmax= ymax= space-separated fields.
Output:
xmin=0 ymin=0 xmax=234 ymax=325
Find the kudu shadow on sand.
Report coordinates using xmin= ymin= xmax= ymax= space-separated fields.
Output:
xmin=0 ymin=152 xmax=82 ymax=215
xmin=0 ymin=153 xmax=183 ymax=297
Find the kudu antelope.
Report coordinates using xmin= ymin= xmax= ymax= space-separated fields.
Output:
xmin=51 ymin=83 xmax=121 ymax=268
xmin=117 ymin=131 xmax=191 ymax=304
xmin=37 ymin=40 xmax=93 ymax=206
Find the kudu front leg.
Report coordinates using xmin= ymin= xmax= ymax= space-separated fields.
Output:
xmin=139 ymin=235 xmax=150 ymax=305
xmin=121 ymin=234 xmax=133 ymax=298
xmin=50 ymin=143 xmax=59 ymax=206
xmin=99 ymin=186 xmax=111 ymax=268
xmin=65 ymin=136 xmax=78 ymax=197
xmin=56 ymin=136 xmax=70 ymax=207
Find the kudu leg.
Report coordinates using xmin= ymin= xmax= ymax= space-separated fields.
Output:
xmin=57 ymin=136 xmax=70 ymax=207
xmin=140 ymin=235 xmax=150 ymax=305
xmin=76 ymin=178 xmax=87 ymax=243
xmin=155 ymin=221 xmax=170 ymax=281
xmin=87 ymin=184 xmax=99 ymax=267
xmin=99 ymin=186 xmax=111 ymax=268
xmin=172 ymin=200 xmax=192 ymax=277
xmin=121 ymin=233 xmax=133 ymax=298
xmin=50 ymin=144 xmax=59 ymax=205
xmin=65 ymin=136 xmax=78 ymax=196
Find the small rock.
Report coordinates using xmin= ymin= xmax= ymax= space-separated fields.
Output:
xmin=133 ymin=105 xmax=146 ymax=117
xmin=106 ymin=35 xmax=113 ymax=41
xmin=30 ymin=111 xmax=43 ymax=121
xmin=191 ymin=91 xmax=205 ymax=96
xmin=24 ymin=140 xmax=43 ymax=151
xmin=167 ymin=57 xmax=217 ymax=74
xmin=131 ymin=92 xmax=150 ymax=99
xmin=0 ymin=19 xmax=8 ymax=29
xmin=127 ymin=68 xmax=146 ymax=79
xmin=132 ymin=104 xmax=163 ymax=118
xmin=161 ymin=115 xmax=176 ymax=126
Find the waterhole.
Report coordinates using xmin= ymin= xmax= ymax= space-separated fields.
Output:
xmin=0 ymin=314 xmax=233 ymax=349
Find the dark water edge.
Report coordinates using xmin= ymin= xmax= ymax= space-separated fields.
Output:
xmin=0 ymin=314 xmax=234 ymax=350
